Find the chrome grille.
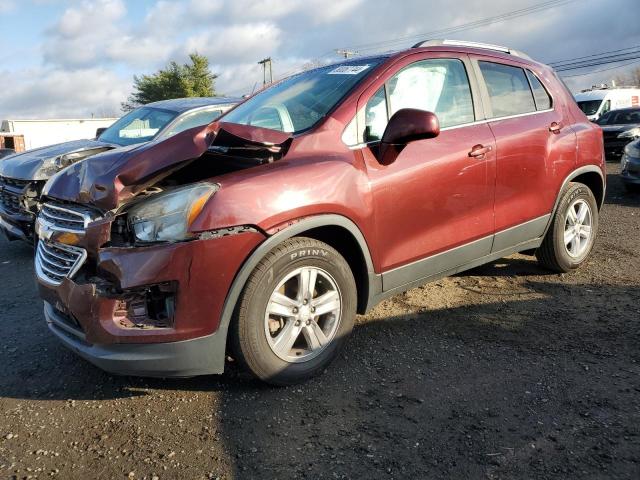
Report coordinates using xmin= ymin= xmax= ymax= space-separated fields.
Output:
xmin=35 ymin=240 xmax=87 ymax=286
xmin=39 ymin=202 xmax=95 ymax=233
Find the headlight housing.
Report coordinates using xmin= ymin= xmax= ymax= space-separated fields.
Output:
xmin=617 ymin=127 xmax=640 ymax=139
xmin=128 ymin=183 xmax=218 ymax=242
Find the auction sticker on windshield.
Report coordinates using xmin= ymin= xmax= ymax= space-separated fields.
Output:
xmin=328 ymin=65 xmax=370 ymax=75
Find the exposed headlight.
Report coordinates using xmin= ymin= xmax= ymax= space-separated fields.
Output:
xmin=128 ymin=183 xmax=218 ymax=242
xmin=617 ymin=127 xmax=640 ymax=139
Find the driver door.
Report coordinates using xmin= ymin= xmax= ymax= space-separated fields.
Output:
xmin=359 ymin=55 xmax=496 ymax=290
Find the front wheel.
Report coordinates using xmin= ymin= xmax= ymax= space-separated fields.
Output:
xmin=536 ymin=182 xmax=598 ymax=272
xmin=230 ymin=237 xmax=356 ymax=385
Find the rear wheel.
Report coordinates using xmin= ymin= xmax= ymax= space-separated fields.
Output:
xmin=536 ymin=182 xmax=598 ymax=272
xmin=231 ymin=237 xmax=356 ymax=385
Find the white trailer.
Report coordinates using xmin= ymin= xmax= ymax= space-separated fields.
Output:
xmin=0 ymin=118 xmax=118 ymax=151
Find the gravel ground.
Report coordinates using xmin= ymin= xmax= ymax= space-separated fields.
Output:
xmin=0 ymin=163 xmax=639 ymax=480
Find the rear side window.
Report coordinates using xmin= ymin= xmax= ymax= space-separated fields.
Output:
xmin=479 ymin=61 xmax=536 ymax=117
xmin=526 ymin=70 xmax=552 ymax=110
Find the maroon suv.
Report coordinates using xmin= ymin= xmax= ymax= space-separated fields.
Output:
xmin=35 ymin=40 xmax=605 ymax=385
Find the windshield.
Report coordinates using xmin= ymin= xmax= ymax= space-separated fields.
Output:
xmin=98 ymin=107 xmax=178 ymax=146
xmin=601 ymin=109 xmax=640 ymax=125
xmin=577 ymin=100 xmax=602 ymax=116
xmin=222 ymin=59 xmax=385 ymax=134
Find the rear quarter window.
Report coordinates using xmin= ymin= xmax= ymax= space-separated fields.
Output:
xmin=525 ymin=70 xmax=552 ymax=110
xmin=479 ymin=61 xmax=536 ymax=118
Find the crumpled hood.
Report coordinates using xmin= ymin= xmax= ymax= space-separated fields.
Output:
xmin=43 ymin=121 xmax=293 ymax=211
xmin=0 ymin=139 xmax=117 ymax=181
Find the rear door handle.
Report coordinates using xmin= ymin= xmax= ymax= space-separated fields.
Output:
xmin=549 ymin=122 xmax=562 ymax=134
xmin=468 ymin=144 xmax=492 ymax=158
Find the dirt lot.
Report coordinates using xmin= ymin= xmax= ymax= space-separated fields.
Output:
xmin=0 ymin=162 xmax=639 ymax=480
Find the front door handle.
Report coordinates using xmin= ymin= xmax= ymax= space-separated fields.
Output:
xmin=549 ymin=121 xmax=562 ymax=134
xmin=468 ymin=144 xmax=492 ymax=158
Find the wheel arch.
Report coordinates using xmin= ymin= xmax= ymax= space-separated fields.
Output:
xmin=218 ymin=215 xmax=379 ymax=361
xmin=541 ymin=165 xmax=605 ymax=239
xmin=564 ymin=165 xmax=606 ymax=210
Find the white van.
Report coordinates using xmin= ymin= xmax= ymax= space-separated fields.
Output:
xmin=574 ymin=87 xmax=640 ymax=121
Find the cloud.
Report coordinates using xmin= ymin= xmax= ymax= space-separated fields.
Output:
xmin=43 ymin=0 xmax=126 ymax=67
xmin=4 ymin=0 xmax=640 ymax=118
xmin=227 ymin=0 xmax=363 ymax=24
xmin=0 ymin=0 xmax=16 ymax=15
xmin=0 ymin=67 xmax=130 ymax=118
xmin=185 ymin=22 xmax=283 ymax=64
xmin=0 ymin=0 xmax=16 ymax=14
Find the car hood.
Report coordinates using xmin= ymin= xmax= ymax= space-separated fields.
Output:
xmin=600 ymin=123 xmax=640 ymax=133
xmin=0 ymin=139 xmax=118 ymax=181
xmin=43 ymin=122 xmax=293 ymax=210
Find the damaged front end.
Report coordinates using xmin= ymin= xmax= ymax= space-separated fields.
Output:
xmin=0 ymin=141 xmax=116 ymax=242
xmin=35 ymin=122 xmax=291 ymax=376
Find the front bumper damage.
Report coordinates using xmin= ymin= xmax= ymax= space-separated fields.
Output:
xmin=37 ymin=225 xmax=266 ymax=377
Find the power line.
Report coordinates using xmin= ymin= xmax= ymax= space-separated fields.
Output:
xmin=224 ymin=0 xmax=581 ymax=95
xmin=338 ymin=0 xmax=577 ymax=54
xmin=548 ymin=44 xmax=640 ymax=66
xmin=551 ymin=49 xmax=640 ymax=69
xmin=554 ymin=52 xmax=640 ymax=71
xmin=560 ymin=59 xmax=640 ymax=78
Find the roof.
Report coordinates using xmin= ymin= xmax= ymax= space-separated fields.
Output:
xmin=574 ymin=90 xmax=610 ymax=101
xmin=146 ymin=96 xmax=242 ymax=113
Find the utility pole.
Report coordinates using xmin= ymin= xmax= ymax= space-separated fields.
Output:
xmin=258 ymin=57 xmax=273 ymax=85
xmin=335 ymin=49 xmax=357 ymax=59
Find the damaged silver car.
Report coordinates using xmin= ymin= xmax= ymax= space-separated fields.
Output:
xmin=0 ymin=97 xmax=239 ymax=242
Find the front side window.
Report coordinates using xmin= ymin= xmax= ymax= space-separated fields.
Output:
xmin=600 ymin=100 xmax=611 ymax=116
xmin=223 ymin=58 xmax=385 ymax=134
xmin=362 ymin=58 xmax=474 ymax=141
xmin=479 ymin=61 xmax=536 ymax=118
xmin=162 ymin=108 xmax=224 ymax=138
xmin=98 ymin=107 xmax=178 ymax=146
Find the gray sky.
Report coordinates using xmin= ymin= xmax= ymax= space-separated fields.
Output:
xmin=0 ymin=0 xmax=638 ymax=118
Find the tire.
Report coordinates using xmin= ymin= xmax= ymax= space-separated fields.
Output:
xmin=536 ymin=182 xmax=598 ymax=272
xmin=230 ymin=237 xmax=356 ymax=385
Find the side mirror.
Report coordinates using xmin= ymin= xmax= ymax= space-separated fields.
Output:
xmin=378 ymin=109 xmax=440 ymax=165
xmin=95 ymin=127 xmax=107 ymax=138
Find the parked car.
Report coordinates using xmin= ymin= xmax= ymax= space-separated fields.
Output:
xmin=621 ymin=138 xmax=640 ymax=192
xmin=595 ymin=107 xmax=640 ymax=159
xmin=0 ymin=97 xmax=240 ymax=242
xmin=574 ymin=86 xmax=640 ymax=121
xmin=0 ymin=148 xmax=15 ymax=159
xmin=34 ymin=40 xmax=605 ymax=385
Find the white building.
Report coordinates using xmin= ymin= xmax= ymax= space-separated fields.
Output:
xmin=0 ymin=118 xmax=118 ymax=151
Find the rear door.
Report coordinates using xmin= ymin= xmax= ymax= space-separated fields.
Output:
xmin=472 ymin=57 xmax=576 ymax=251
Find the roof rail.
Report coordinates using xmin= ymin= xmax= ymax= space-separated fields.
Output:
xmin=412 ymin=39 xmax=532 ymax=60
